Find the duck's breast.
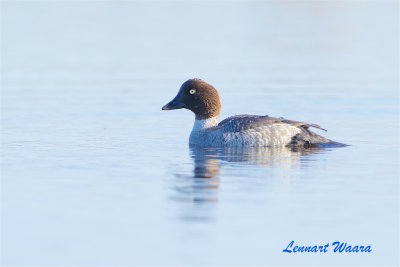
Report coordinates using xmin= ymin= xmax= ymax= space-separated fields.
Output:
xmin=189 ymin=128 xmax=224 ymax=147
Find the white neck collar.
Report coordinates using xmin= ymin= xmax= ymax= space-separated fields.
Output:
xmin=192 ymin=116 xmax=219 ymax=131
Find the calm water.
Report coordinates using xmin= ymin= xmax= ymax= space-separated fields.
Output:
xmin=1 ymin=1 xmax=399 ymax=266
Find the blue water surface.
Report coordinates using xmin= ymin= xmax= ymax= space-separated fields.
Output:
xmin=1 ymin=1 xmax=399 ymax=266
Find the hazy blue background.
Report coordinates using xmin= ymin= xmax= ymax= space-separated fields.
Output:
xmin=1 ymin=1 xmax=399 ymax=266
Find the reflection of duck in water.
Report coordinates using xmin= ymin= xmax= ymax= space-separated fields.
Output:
xmin=167 ymin=149 xmax=220 ymax=222
xmin=192 ymin=148 xmax=220 ymax=179
xmin=163 ymin=79 xmax=346 ymax=148
xmin=173 ymin=147 xmax=319 ymax=200
xmin=190 ymin=146 xmax=320 ymax=179
xmin=169 ymin=147 xmax=322 ymax=222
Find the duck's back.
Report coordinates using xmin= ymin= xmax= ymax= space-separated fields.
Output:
xmin=215 ymin=115 xmax=339 ymax=148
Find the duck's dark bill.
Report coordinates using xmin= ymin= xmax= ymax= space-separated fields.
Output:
xmin=162 ymin=98 xmax=186 ymax=110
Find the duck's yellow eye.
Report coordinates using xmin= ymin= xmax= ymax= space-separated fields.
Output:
xmin=189 ymin=89 xmax=196 ymax=95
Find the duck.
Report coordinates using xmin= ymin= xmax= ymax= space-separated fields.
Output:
xmin=162 ymin=79 xmax=345 ymax=148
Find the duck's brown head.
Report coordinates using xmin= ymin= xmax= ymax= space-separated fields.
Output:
xmin=162 ymin=79 xmax=221 ymax=120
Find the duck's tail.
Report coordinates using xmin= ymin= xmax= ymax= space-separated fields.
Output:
xmin=317 ymin=139 xmax=348 ymax=148
xmin=289 ymin=129 xmax=348 ymax=148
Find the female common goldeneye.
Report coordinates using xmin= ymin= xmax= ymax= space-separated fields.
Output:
xmin=162 ymin=79 xmax=345 ymax=148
